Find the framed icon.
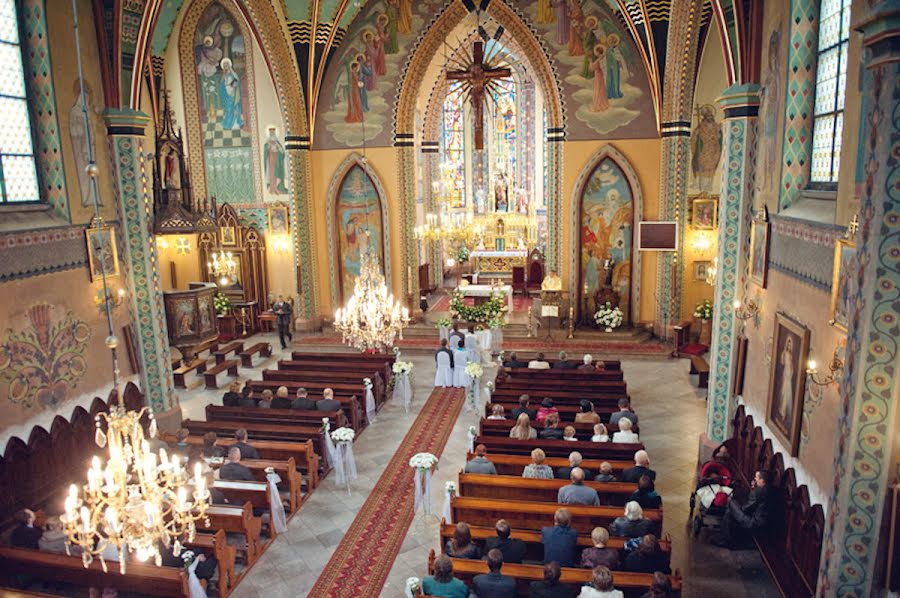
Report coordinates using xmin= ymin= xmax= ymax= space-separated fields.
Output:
xmin=691 ymin=197 xmax=718 ymax=230
xmin=693 ymin=260 xmax=712 ymax=281
xmin=220 ymin=226 xmax=237 ymax=246
xmin=749 ymin=215 xmax=770 ymax=288
xmin=268 ymin=205 xmax=289 ymax=235
xmin=829 ymin=238 xmax=856 ymax=332
xmin=86 ymin=226 xmax=120 ymax=281
xmin=766 ymin=313 xmax=810 ymax=456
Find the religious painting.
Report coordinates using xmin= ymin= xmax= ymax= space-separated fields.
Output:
xmin=749 ymin=215 xmax=770 ymax=288
xmin=689 ymin=105 xmax=723 ymax=194
xmin=691 ymin=197 xmax=718 ymax=230
xmin=579 ymin=157 xmax=633 ymax=321
xmin=219 ymin=226 xmax=237 ymax=246
xmin=693 ymin=261 xmax=712 ymax=282
xmin=335 ymin=165 xmax=385 ymax=301
xmin=197 ymin=293 xmax=214 ymax=335
xmin=829 ymin=238 xmax=856 ymax=332
xmin=526 ymin=1 xmax=656 ymax=139
xmin=759 ymin=20 xmax=785 ymax=196
xmin=85 ymin=226 xmax=120 ymax=282
xmin=766 ymin=313 xmax=810 ymax=456
xmin=263 ymin=126 xmax=288 ymax=195
xmin=267 ymin=205 xmax=289 ymax=235
xmin=191 ymin=2 xmax=256 ymax=204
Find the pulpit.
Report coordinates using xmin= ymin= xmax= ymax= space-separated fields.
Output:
xmin=540 ymin=290 xmax=566 ymax=340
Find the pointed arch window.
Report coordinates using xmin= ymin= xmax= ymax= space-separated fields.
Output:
xmin=441 ymin=81 xmax=466 ymax=207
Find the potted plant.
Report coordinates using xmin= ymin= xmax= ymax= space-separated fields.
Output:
xmin=593 ymin=302 xmax=623 ymax=332
xmin=214 ymin=293 xmax=232 ymax=316
xmin=693 ymin=299 xmax=714 ymax=344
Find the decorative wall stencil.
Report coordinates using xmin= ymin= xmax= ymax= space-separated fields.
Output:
xmin=0 ymin=304 xmax=91 ymax=410
xmin=0 ymin=226 xmax=88 ymax=282
xmin=768 ymin=215 xmax=844 ymax=290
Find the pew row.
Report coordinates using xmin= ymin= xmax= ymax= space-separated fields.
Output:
xmin=458 ymin=472 xmax=638 ymax=506
xmin=479 ymin=418 xmax=637 ymax=438
xmin=475 ymin=436 xmax=643 ymax=461
xmin=465 ymin=453 xmax=632 ymax=478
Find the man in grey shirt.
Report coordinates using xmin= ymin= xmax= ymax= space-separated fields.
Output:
xmin=464 ymin=444 xmax=498 ymax=475
xmin=608 ymin=397 xmax=639 ymax=426
xmin=557 ymin=468 xmax=600 ymax=506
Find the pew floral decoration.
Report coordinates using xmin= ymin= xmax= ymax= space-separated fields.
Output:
xmin=363 ymin=378 xmax=376 ymax=423
xmin=410 ymin=453 xmax=438 ymax=516
xmin=392 ymin=361 xmax=414 ymax=374
xmin=497 ymin=351 xmax=505 ymax=364
xmin=465 ymin=362 xmax=484 ymax=379
xmin=467 ymin=425 xmax=478 ymax=452
xmin=442 ymin=481 xmax=458 ymax=523
xmin=363 ymin=377 xmax=373 ymax=389
xmin=445 ymin=480 xmax=457 ymax=496
xmin=435 ymin=317 xmax=452 ymax=329
xmin=594 ymin=302 xmax=623 ymax=332
xmin=181 ymin=550 xmax=196 ymax=569
xmin=405 ymin=577 xmax=421 ymax=598
xmin=330 ymin=427 xmax=355 ymax=443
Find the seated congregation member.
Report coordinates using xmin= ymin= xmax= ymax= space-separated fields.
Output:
xmin=624 ymin=534 xmax=671 ymax=575
xmin=536 ymin=398 xmax=559 ymax=425
xmin=258 ymin=389 xmax=274 ymax=409
xmin=629 ymin=475 xmax=662 ymax=509
xmin=578 ymin=354 xmax=597 ymax=371
xmin=271 ymin=386 xmax=292 ymax=409
xmin=202 ymin=431 xmax=226 ymax=459
xmin=206 ymin=471 xmax=228 ymax=505
xmin=10 ymin=509 xmax=42 ymax=549
xmin=562 ymin=426 xmax=577 ymax=441
xmin=529 ymin=352 xmax=551 ymax=369
xmin=641 ymin=571 xmax=674 ymax=598
xmin=554 ymin=351 xmax=576 ymax=369
xmin=511 ymin=395 xmax=536 ymax=421
xmin=473 ymin=549 xmax=516 ymax=598
xmin=170 ymin=427 xmax=192 ymax=452
xmin=423 ymin=554 xmax=470 ymax=598
xmin=222 ymin=380 xmax=242 ymax=406
xmin=465 ymin=444 xmax=498 ymax=475
xmin=539 ymin=413 xmax=564 ymax=440
xmin=487 ymin=404 xmax=506 ymax=420
xmin=575 ymin=400 xmax=600 ymax=425
xmin=38 ymin=516 xmax=70 ymax=554
xmin=484 ymin=519 xmax=527 ymax=564
xmin=611 ymin=418 xmax=639 ymax=443
xmin=291 ymin=387 xmax=316 ymax=410
xmin=529 ymin=562 xmax=574 ymax=598
xmin=231 ymin=428 xmax=260 ymax=459
xmin=238 ymin=384 xmax=255 ymax=408
xmin=435 ymin=338 xmax=456 ymax=369
xmin=580 ymin=527 xmax=619 ymax=570
xmin=609 ymin=398 xmax=638 ymax=427
xmin=524 ymin=448 xmax=555 ymax=479
xmin=317 ymin=388 xmax=342 ymax=412
xmin=591 ymin=424 xmax=610 ymax=443
xmin=609 ymin=501 xmax=655 ymax=538
xmin=541 ymin=508 xmax=578 ymax=567
xmin=510 ymin=413 xmax=538 ymax=440
xmin=558 ymin=468 xmax=600 ymax=506
xmin=621 ymin=450 xmax=656 ymax=483
xmin=715 ymin=469 xmax=776 ymax=549
xmin=594 ymin=462 xmax=617 ymax=483
xmin=577 ymin=565 xmax=624 ymax=598
xmin=445 ymin=522 xmax=481 ymax=559
xmin=220 ymin=447 xmax=255 ymax=481
xmin=557 ymin=451 xmax=592 ymax=480
xmin=504 ymin=351 xmax=528 ymax=368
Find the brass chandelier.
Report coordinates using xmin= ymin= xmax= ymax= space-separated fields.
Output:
xmin=62 ymin=0 xmax=209 ymax=572
xmin=207 ymin=250 xmax=237 ymax=285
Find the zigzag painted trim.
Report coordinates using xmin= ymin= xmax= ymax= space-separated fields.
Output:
xmin=0 ymin=261 xmax=86 ymax=283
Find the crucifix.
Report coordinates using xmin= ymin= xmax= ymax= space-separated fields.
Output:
xmin=446 ymin=40 xmax=511 ymax=150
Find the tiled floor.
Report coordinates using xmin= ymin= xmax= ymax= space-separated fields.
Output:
xmin=177 ymin=332 xmax=779 ymax=597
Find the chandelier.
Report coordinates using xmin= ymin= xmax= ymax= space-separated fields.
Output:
xmin=334 ymin=248 xmax=410 ymax=352
xmin=207 ymin=250 xmax=237 ymax=285
xmin=62 ymin=0 xmax=210 ymax=573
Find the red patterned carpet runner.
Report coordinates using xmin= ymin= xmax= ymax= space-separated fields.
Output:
xmin=307 ymin=387 xmax=465 ymax=597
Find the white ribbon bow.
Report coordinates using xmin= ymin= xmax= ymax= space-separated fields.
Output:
xmin=413 ymin=467 xmax=433 ymax=515
xmin=266 ymin=471 xmax=288 ymax=534
xmin=335 ymin=440 xmax=357 ymax=494
xmin=442 ymin=488 xmax=454 ymax=524
xmin=187 ymin=557 xmax=206 ymax=598
xmin=365 ymin=385 xmax=377 ymax=423
xmin=396 ymin=372 xmax=413 ymax=412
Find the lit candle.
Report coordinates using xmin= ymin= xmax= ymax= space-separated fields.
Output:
xmin=807 ymin=359 xmax=817 ymax=372
xmin=80 ymin=506 xmax=91 ymax=532
xmin=733 ymin=299 xmax=741 ymax=309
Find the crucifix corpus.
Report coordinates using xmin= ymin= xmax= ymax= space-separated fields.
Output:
xmin=446 ymin=40 xmax=511 ymax=150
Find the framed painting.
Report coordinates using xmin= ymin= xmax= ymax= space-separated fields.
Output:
xmin=268 ymin=205 xmax=289 ymax=235
xmin=829 ymin=238 xmax=857 ymax=332
xmin=749 ymin=216 xmax=770 ymax=288
xmin=691 ymin=197 xmax=718 ymax=230
xmin=85 ymin=226 xmax=120 ymax=282
xmin=766 ymin=313 xmax=810 ymax=456
xmin=220 ymin=226 xmax=237 ymax=246
xmin=693 ymin=260 xmax=712 ymax=281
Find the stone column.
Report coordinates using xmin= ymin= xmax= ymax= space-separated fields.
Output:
xmin=285 ymin=136 xmax=319 ymax=327
xmin=706 ymin=85 xmax=759 ymax=443
xmin=817 ymin=8 xmax=900 ymax=595
xmin=397 ymin=141 xmax=419 ymax=311
xmin=104 ymin=109 xmax=180 ymax=429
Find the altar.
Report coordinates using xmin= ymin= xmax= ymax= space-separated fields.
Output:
xmin=455 ymin=283 xmax=514 ymax=312
xmin=470 ymin=249 xmax=527 ymax=274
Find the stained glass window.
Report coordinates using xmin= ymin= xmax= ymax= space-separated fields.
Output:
xmin=810 ymin=0 xmax=851 ymax=185
xmin=0 ymin=0 xmax=38 ymax=203
xmin=490 ymin=76 xmax=517 ymax=186
xmin=442 ymin=81 xmax=466 ymax=207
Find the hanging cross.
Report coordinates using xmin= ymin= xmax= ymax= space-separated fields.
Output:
xmin=446 ymin=40 xmax=511 ymax=150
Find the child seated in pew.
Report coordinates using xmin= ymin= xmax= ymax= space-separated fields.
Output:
xmin=629 ymin=476 xmax=662 ymax=509
xmin=258 ymin=389 xmax=274 ymax=409
xmin=562 ymin=426 xmax=577 ymax=442
xmin=577 ymin=565 xmax=624 ymax=598
xmin=594 ymin=462 xmax=617 ymax=483
xmin=591 ymin=424 xmax=610 ymax=443
xmin=488 ymin=404 xmax=506 ymax=420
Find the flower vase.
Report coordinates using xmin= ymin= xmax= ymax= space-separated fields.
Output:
xmin=699 ymin=319 xmax=712 ymax=345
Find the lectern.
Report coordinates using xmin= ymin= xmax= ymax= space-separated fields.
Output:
xmin=540 ymin=290 xmax=565 ymax=340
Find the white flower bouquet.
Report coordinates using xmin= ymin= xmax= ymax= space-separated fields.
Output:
xmin=331 ymin=427 xmax=355 ymax=443
xmin=406 ymin=577 xmax=421 ymax=595
xmin=694 ymin=299 xmax=714 ymax=321
xmin=468 ymin=425 xmax=478 ymax=437
xmin=180 ymin=550 xmax=196 ymax=569
xmin=594 ymin=302 xmax=624 ymax=331
xmin=465 ymin=362 xmax=484 ymax=379
xmin=409 ymin=452 xmax=438 ymax=470
xmin=363 ymin=377 xmax=373 ymax=389
xmin=393 ymin=360 xmax=414 ymax=374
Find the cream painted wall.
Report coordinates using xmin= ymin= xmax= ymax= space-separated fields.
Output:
xmin=155 ymin=234 xmax=202 ymax=291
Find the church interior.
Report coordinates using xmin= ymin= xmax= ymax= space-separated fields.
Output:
xmin=0 ymin=0 xmax=897 ymax=596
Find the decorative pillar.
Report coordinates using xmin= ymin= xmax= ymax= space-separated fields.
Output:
xmin=421 ymin=141 xmax=442 ymax=290
xmin=545 ymin=127 xmax=564 ymax=272
xmin=397 ymin=139 xmax=419 ymax=311
xmin=104 ymin=109 xmax=180 ymax=427
xmin=285 ymin=136 xmax=318 ymax=324
xmin=817 ymin=7 xmax=900 ymax=595
xmin=706 ymin=85 xmax=759 ymax=443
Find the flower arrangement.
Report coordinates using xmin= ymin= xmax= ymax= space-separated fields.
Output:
xmin=694 ymin=299 xmax=714 ymax=321
xmin=594 ymin=302 xmax=623 ymax=331
xmin=363 ymin=378 xmax=373 ymax=390
xmin=331 ymin=427 xmax=355 ymax=443
xmin=468 ymin=425 xmax=477 ymax=438
xmin=213 ymin=293 xmax=232 ymax=315
xmin=435 ymin=317 xmax=452 ymax=329
xmin=450 ymin=292 xmax=507 ymax=324
xmin=445 ymin=481 xmax=457 ymax=496
xmin=486 ymin=381 xmax=494 ymax=393
xmin=497 ymin=351 xmax=505 ymax=364
xmin=409 ymin=452 xmax=438 ymax=470
xmin=392 ymin=361 xmax=414 ymax=374
xmin=181 ymin=550 xmax=196 ymax=569
xmin=406 ymin=577 xmax=421 ymax=595
xmin=488 ymin=314 xmax=506 ymax=329
xmin=455 ymin=245 xmax=470 ymax=263
xmin=465 ymin=362 xmax=484 ymax=379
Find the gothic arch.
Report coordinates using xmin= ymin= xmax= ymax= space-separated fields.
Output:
xmin=325 ymin=153 xmax=393 ymax=308
xmin=569 ymin=144 xmax=644 ymax=322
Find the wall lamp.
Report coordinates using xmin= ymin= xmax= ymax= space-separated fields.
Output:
xmin=806 ymin=348 xmax=845 ymax=386
xmin=732 ymin=298 xmax=759 ymax=321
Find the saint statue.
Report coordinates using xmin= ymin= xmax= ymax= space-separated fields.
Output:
xmin=494 ymin=172 xmax=509 ymax=212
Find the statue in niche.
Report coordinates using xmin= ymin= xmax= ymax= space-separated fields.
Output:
xmin=69 ymin=79 xmax=100 ymax=207
xmin=494 ymin=171 xmax=509 ymax=212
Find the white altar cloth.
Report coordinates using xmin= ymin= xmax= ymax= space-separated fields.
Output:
xmin=455 ymin=284 xmax=514 ymax=312
xmin=470 ymin=250 xmax=528 ymax=259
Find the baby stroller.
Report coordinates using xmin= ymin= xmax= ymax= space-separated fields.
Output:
xmin=688 ymin=448 xmax=735 ymax=538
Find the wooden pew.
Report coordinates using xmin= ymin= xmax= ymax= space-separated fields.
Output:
xmin=248 ymin=381 xmax=365 ymax=428
xmin=200 ymin=502 xmax=264 ymax=564
xmin=437 ymin=519 xmax=672 ymax=566
xmin=498 ymin=368 xmax=625 ymax=382
xmin=484 ymin=400 xmax=619 ymax=422
xmin=214 ymin=341 xmax=244 ymax=365
xmin=204 ymin=358 xmax=240 ymax=389
xmin=173 ymin=357 xmax=207 ymax=388
xmin=275 ymin=361 xmax=386 ymax=406
xmin=690 ymin=355 xmax=709 ymax=388
xmin=475 ymin=436 xmax=643 ymax=461
xmin=185 ymin=528 xmax=237 ymax=596
xmin=213 ymin=480 xmax=281 ymax=536
xmin=489 ymin=390 xmax=625 ymax=409
xmin=450 ymin=496 xmax=661 ymax=535
xmin=479 ymin=418 xmax=637 ymax=439
xmin=240 ymin=341 xmax=273 ymax=367
xmin=502 ymin=357 xmax=622 ymax=371
xmin=240 ymin=458 xmax=303 ymax=512
xmin=206 ymin=404 xmax=349 ymax=434
xmin=0 ymin=547 xmax=192 ymax=597
xmin=458 ymin=472 xmax=637 ymax=506
xmin=466 ymin=453 xmax=632 ymax=478
xmin=428 ymin=551 xmax=681 ymax=597
xmin=262 ymin=370 xmax=382 ymax=407
xmin=289 ymin=351 xmax=394 ymax=384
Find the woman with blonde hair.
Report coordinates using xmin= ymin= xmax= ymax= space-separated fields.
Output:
xmin=611 ymin=417 xmax=639 ymax=443
xmin=592 ymin=423 xmax=610 ymax=442
xmin=523 ymin=448 xmax=554 ymax=479
xmin=487 ymin=404 xmax=506 ymax=420
xmin=509 ymin=412 xmax=537 ymax=439
xmin=577 ymin=565 xmax=623 ymax=597
xmin=580 ymin=527 xmax=619 ymax=570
